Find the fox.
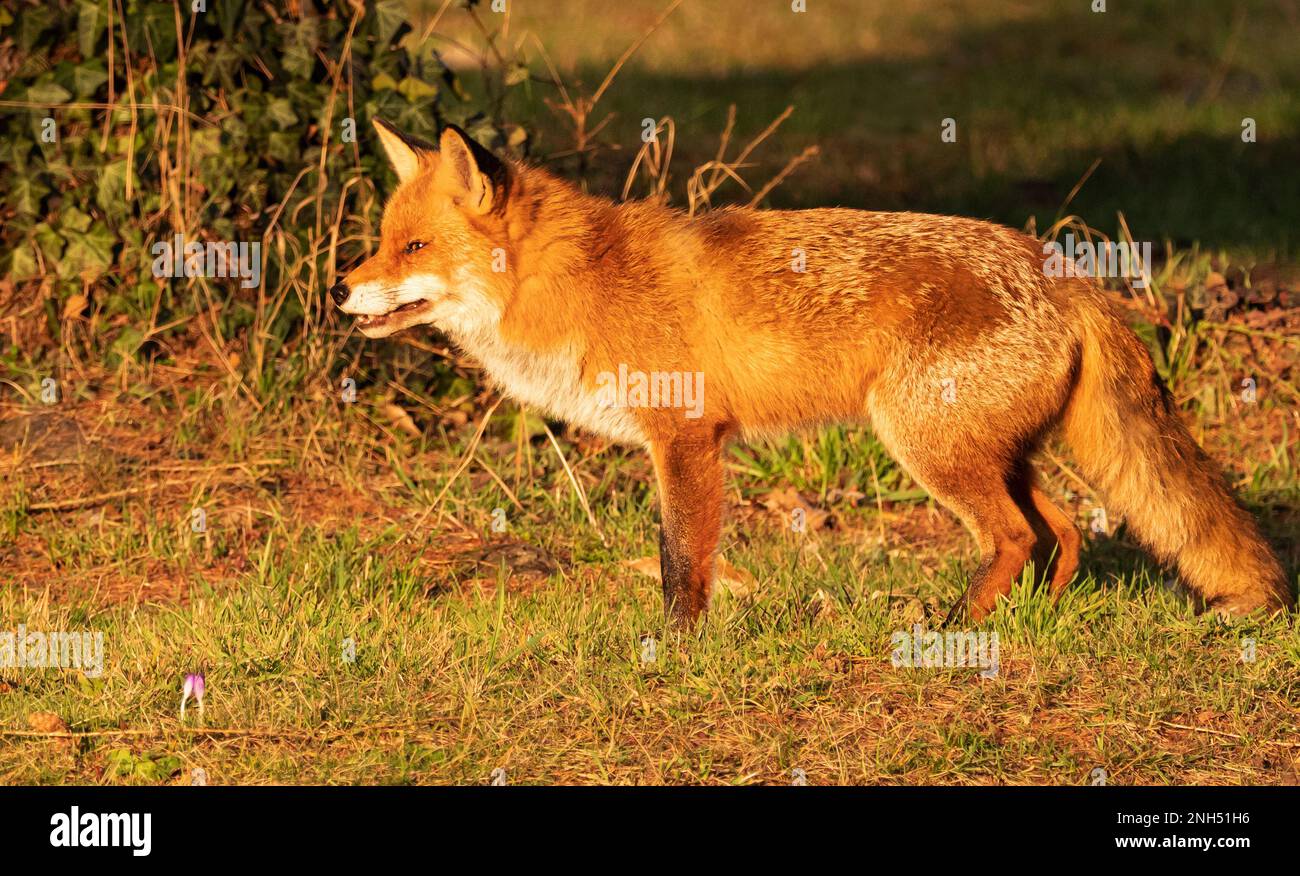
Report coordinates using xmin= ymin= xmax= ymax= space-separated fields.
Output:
xmin=330 ymin=118 xmax=1294 ymax=627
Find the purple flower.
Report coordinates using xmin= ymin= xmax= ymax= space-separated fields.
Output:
xmin=180 ymin=672 xmax=206 ymax=720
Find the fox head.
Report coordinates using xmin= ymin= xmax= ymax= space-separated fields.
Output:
xmin=330 ymin=120 xmax=510 ymax=339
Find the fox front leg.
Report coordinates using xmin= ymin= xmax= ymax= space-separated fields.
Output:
xmin=649 ymin=432 xmax=726 ymax=628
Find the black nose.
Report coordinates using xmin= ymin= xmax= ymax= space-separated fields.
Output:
xmin=329 ymin=282 xmax=350 ymax=306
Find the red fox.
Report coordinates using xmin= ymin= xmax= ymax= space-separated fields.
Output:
xmin=331 ymin=119 xmax=1294 ymax=626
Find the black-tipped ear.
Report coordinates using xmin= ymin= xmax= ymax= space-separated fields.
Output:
xmin=436 ymin=124 xmax=506 ymax=214
xmin=372 ymin=118 xmax=436 ymax=184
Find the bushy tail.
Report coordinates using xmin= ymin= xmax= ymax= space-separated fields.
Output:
xmin=1061 ymin=288 xmax=1293 ymax=615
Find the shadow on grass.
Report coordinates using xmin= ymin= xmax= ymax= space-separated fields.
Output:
xmin=512 ymin=0 xmax=1300 ymax=253
xmin=1071 ymin=497 xmax=1299 ymax=609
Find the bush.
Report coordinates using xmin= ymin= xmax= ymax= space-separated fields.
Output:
xmin=0 ymin=0 xmax=525 ymax=376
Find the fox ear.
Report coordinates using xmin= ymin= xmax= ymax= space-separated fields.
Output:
xmin=437 ymin=125 xmax=502 ymax=214
xmin=372 ymin=118 xmax=434 ymax=184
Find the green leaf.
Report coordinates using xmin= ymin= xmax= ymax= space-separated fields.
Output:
xmin=279 ymin=17 xmax=320 ymax=80
xmin=76 ymin=672 xmax=106 ymax=695
xmin=8 ymin=175 xmax=50 ymax=216
xmin=3 ymin=241 xmax=40 ymax=282
xmin=105 ymin=748 xmax=136 ymax=777
xmin=0 ymin=136 xmax=32 ymax=170
xmin=25 ymin=81 xmax=73 ymax=105
xmin=96 ymin=159 xmax=132 ymax=215
xmin=77 ymin=0 xmax=109 ymax=57
xmin=104 ymin=748 xmax=182 ymax=782
xmin=134 ymin=753 xmax=182 ymax=782
xmin=59 ymin=207 xmax=92 ymax=234
xmin=34 ymin=224 xmax=64 ymax=265
xmin=109 ymin=327 xmax=145 ymax=365
xmin=371 ymin=0 xmax=408 ymax=46
xmin=397 ymin=76 xmax=438 ymax=102
xmin=266 ymin=98 xmax=298 ymax=130
xmin=127 ymin=4 xmax=177 ymax=60
xmin=267 ymin=131 xmax=300 ymax=163
xmin=17 ymin=4 xmax=57 ymax=52
xmin=63 ymin=221 xmax=116 ymax=281
xmin=217 ymin=0 xmax=245 ymax=39
xmin=73 ymin=61 xmax=109 ymax=99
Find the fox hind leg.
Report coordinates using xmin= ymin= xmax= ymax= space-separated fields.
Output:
xmin=1027 ymin=486 xmax=1082 ymax=599
xmin=931 ymin=469 xmax=1039 ymax=623
xmin=869 ymin=409 xmax=1051 ymax=623
xmin=1009 ymin=461 xmax=1083 ymax=599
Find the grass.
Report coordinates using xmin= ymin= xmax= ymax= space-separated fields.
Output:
xmin=3 ymin=514 xmax=1298 ymax=785
xmin=2 ymin=307 xmax=1298 ymax=784
xmin=447 ymin=0 xmax=1300 ymax=252
xmin=2 ymin=0 xmax=1299 ymax=785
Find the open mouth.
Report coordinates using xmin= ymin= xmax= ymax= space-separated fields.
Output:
xmin=353 ymin=299 xmax=435 ymax=336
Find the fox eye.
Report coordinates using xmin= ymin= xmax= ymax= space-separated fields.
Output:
xmin=404 ymin=240 xmax=426 ymax=254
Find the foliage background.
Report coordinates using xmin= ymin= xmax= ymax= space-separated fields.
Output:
xmin=1 ymin=0 xmax=525 ymax=392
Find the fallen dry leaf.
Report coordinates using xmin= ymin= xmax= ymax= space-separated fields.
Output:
xmin=760 ymin=486 xmax=831 ymax=531
xmin=716 ymin=557 xmax=759 ymax=598
xmin=62 ymin=293 xmax=88 ymax=320
xmin=381 ymin=403 xmax=422 ymax=437
xmin=623 ymin=556 xmax=660 ymax=580
xmin=27 ymin=711 xmax=69 ymax=734
xmin=623 ymin=555 xmax=760 ymax=598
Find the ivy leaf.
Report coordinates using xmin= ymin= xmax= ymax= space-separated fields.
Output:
xmin=279 ymin=17 xmax=320 ymax=79
xmin=25 ymin=80 xmax=73 ymax=105
xmin=8 ymin=175 xmax=50 ymax=216
xmin=73 ymin=61 xmax=110 ymax=99
xmin=105 ymin=748 xmax=136 ymax=778
xmin=77 ymin=0 xmax=109 ymax=57
xmin=4 ymin=240 xmax=40 ymax=282
xmin=63 ymin=221 xmax=115 ymax=281
xmin=17 ymin=3 xmax=57 ymax=51
xmin=209 ymin=41 xmax=244 ymax=91
xmin=33 ymin=224 xmax=64 ymax=265
xmin=217 ymin=0 xmax=245 ymax=39
xmin=96 ymin=159 xmax=133 ymax=216
xmin=0 ymin=136 xmax=32 ymax=170
xmin=108 ymin=326 xmax=145 ymax=367
xmin=266 ymin=98 xmax=299 ymax=130
xmin=127 ymin=4 xmax=177 ymax=60
xmin=397 ymin=76 xmax=438 ymax=102
xmin=59 ymin=206 xmax=92 ymax=234
xmin=135 ymin=753 xmax=182 ymax=782
xmin=267 ymin=131 xmax=300 ymax=163
xmin=371 ymin=0 xmax=408 ymax=47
